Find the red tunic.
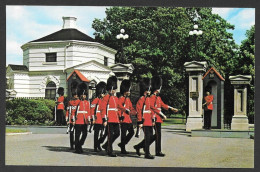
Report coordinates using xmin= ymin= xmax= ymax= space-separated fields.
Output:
xmin=75 ymin=100 xmax=91 ymax=125
xmin=205 ymin=95 xmax=214 ymax=110
xmin=100 ymin=94 xmax=120 ymax=123
xmin=66 ymin=99 xmax=80 ymax=123
xmin=57 ymin=96 xmax=64 ymax=110
xmin=150 ymin=95 xmax=169 ymax=123
xmin=118 ymin=96 xmax=137 ymax=124
xmin=136 ymin=96 xmax=160 ymax=126
xmin=91 ymin=98 xmax=104 ymax=124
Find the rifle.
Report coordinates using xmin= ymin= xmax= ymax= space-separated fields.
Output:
xmin=135 ymin=85 xmax=151 ymax=138
xmin=67 ymin=106 xmax=71 ymax=134
xmin=54 ymin=97 xmax=57 ymax=121
xmin=88 ymin=116 xmax=94 ymax=133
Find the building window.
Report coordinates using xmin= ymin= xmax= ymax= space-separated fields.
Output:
xmin=45 ymin=81 xmax=56 ymax=99
xmin=104 ymin=57 xmax=108 ymax=66
xmin=46 ymin=53 xmax=57 ymax=62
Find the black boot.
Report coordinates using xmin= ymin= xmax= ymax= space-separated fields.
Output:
xmin=97 ymin=144 xmax=103 ymax=151
xmin=133 ymin=145 xmax=141 ymax=156
xmin=145 ymin=154 xmax=155 ymax=159
xmin=79 ymin=146 xmax=83 ymax=153
xmin=108 ymin=152 xmax=117 ymax=157
xmin=156 ymin=152 xmax=165 ymax=157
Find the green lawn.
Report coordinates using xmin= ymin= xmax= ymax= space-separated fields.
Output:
xmin=162 ymin=117 xmax=186 ymax=126
xmin=6 ymin=128 xmax=28 ymax=133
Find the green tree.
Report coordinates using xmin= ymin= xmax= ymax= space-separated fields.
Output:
xmin=92 ymin=7 xmax=238 ymax=111
xmin=239 ymin=25 xmax=255 ymax=123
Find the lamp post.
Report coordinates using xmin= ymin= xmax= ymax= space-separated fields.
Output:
xmin=116 ymin=29 xmax=129 ymax=63
xmin=189 ymin=24 xmax=203 ymax=60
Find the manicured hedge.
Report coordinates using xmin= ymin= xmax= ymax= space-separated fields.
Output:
xmin=6 ymin=98 xmax=56 ymax=125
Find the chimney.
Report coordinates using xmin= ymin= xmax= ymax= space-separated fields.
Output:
xmin=62 ymin=17 xmax=77 ymax=29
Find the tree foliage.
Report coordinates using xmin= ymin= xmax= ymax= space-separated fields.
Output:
xmin=92 ymin=7 xmax=254 ymax=121
xmin=239 ymin=25 xmax=255 ymax=123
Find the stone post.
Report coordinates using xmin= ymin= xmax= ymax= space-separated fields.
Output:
xmin=184 ymin=61 xmax=208 ymax=131
xmin=110 ymin=63 xmax=134 ymax=93
xmin=229 ymin=75 xmax=252 ymax=130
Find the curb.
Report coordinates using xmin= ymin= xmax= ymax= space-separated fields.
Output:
xmin=6 ymin=132 xmax=32 ymax=136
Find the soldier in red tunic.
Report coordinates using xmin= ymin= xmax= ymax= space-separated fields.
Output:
xmin=91 ymin=81 xmax=106 ymax=152
xmin=101 ymin=76 xmax=120 ymax=157
xmin=117 ymin=79 xmax=137 ymax=154
xmin=133 ymin=78 xmax=161 ymax=159
xmin=65 ymin=90 xmax=80 ymax=150
xmin=203 ymin=90 xmax=214 ymax=129
xmin=74 ymin=86 xmax=91 ymax=154
xmin=149 ymin=75 xmax=178 ymax=157
xmin=56 ymin=87 xmax=65 ymax=125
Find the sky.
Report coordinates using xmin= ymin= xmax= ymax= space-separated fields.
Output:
xmin=6 ymin=6 xmax=255 ymax=66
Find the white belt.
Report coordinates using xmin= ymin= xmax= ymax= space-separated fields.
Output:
xmin=77 ymin=111 xmax=88 ymax=113
xmin=108 ymin=108 xmax=118 ymax=111
xmin=157 ymin=108 xmax=161 ymax=110
xmin=96 ymin=111 xmax=101 ymax=113
xmin=143 ymin=110 xmax=151 ymax=113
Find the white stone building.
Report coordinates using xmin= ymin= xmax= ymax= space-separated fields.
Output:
xmin=6 ymin=17 xmax=134 ymax=100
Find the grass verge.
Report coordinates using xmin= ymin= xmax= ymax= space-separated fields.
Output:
xmin=6 ymin=128 xmax=28 ymax=133
xmin=162 ymin=118 xmax=186 ymax=126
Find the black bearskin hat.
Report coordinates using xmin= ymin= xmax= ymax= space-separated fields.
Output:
xmin=57 ymin=87 xmax=64 ymax=95
xmin=106 ymin=76 xmax=117 ymax=91
xmin=151 ymin=75 xmax=163 ymax=92
xmin=96 ymin=81 xmax=106 ymax=97
xmin=71 ymin=89 xmax=77 ymax=97
xmin=140 ymin=78 xmax=151 ymax=95
xmin=77 ymin=83 xmax=88 ymax=96
xmin=120 ymin=79 xmax=131 ymax=94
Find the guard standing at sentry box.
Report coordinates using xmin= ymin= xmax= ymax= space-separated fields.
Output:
xmin=90 ymin=81 xmax=107 ymax=152
xmin=74 ymin=86 xmax=91 ymax=154
xmin=117 ymin=79 xmax=137 ymax=154
xmin=65 ymin=90 xmax=80 ymax=150
xmin=101 ymin=76 xmax=121 ymax=157
xmin=56 ymin=87 xmax=65 ymax=125
xmin=133 ymin=78 xmax=161 ymax=159
xmin=149 ymin=75 xmax=178 ymax=157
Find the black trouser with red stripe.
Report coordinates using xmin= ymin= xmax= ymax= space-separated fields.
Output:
xmin=150 ymin=123 xmax=162 ymax=154
xmin=98 ymin=125 xmax=108 ymax=144
xmin=69 ymin=123 xmax=75 ymax=149
xmin=93 ymin=124 xmax=103 ymax=150
xmin=120 ymin=123 xmax=134 ymax=151
xmin=135 ymin=126 xmax=153 ymax=155
xmin=56 ymin=110 xmax=64 ymax=125
xmin=103 ymin=123 xmax=120 ymax=154
xmin=75 ymin=124 xmax=88 ymax=151
xmin=204 ymin=110 xmax=212 ymax=129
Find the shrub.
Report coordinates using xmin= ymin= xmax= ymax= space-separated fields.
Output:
xmin=6 ymin=98 xmax=55 ymax=125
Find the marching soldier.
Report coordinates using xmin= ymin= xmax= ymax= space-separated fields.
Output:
xmin=91 ymin=81 xmax=107 ymax=152
xmin=101 ymin=76 xmax=121 ymax=157
xmin=133 ymin=78 xmax=161 ymax=159
xmin=74 ymin=86 xmax=91 ymax=154
xmin=65 ymin=90 xmax=80 ymax=150
xmin=56 ymin=87 xmax=65 ymax=125
xmin=117 ymin=79 xmax=137 ymax=154
xmin=149 ymin=75 xmax=178 ymax=157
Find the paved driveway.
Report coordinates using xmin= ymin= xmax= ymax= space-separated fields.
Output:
xmin=5 ymin=125 xmax=254 ymax=168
